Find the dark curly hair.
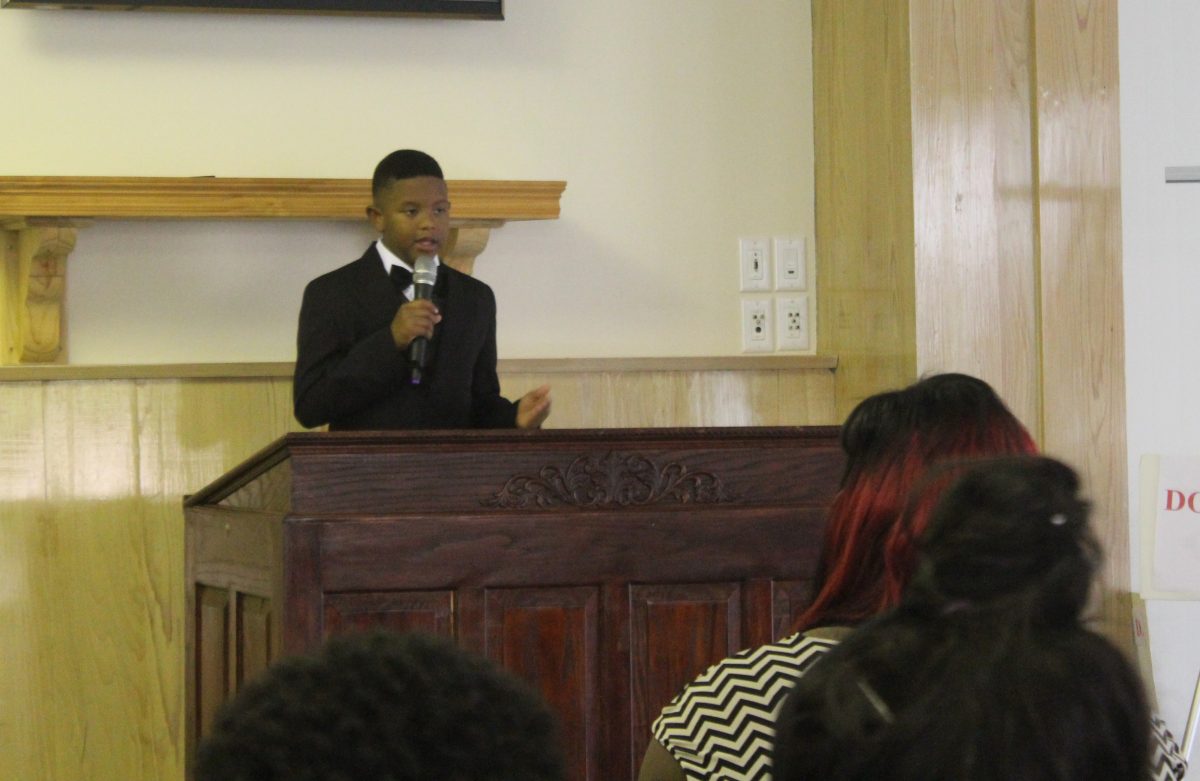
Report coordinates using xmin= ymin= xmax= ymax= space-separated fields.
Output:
xmin=193 ymin=630 xmax=566 ymax=781
xmin=774 ymin=456 xmax=1150 ymax=781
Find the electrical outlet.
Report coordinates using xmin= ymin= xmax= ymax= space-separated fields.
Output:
xmin=741 ymin=298 xmax=774 ymax=352
xmin=776 ymin=295 xmax=810 ymax=351
xmin=774 ymin=236 xmax=806 ymax=290
xmin=739 ymin=237 xmax=771 ymax=292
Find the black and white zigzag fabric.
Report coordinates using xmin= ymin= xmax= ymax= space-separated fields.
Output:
xmin=652 ymin=632 xmax=837 ymax=781
xmin=1151 ymin=716 xmax=1188 ymax=781
xmin=651 ymin=632 xmax=1189 ymax=781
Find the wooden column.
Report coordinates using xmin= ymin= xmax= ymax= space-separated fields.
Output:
xmin=907 ymin=0 xmax=1041 ymax=432
xmin=814 ymin=0 xmax=1129 ymax=645
xmin=813 ymin=0 xmax=917 ymax=421
xmin=1033 ymin=0 xmax=1128 ymax=638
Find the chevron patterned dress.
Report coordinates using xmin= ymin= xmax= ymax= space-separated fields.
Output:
xmin=652 ymin=632 xmax=838 ymax=781
xmin=651 ymin=632 xmax=1188 ymax=781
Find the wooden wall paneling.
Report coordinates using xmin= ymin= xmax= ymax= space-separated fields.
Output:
xmin=908 ymin=0 xmax=1042 ymax=434
xmin=1 ymin=366 xmax=837 ymax=781
xmin=0 ymin=381 xmax=46 ymax=499
xmin=282 ymin=519 xmax=324 ymax=656
xmin=814 ymin=0 xmax=918 ymax=419
xmin=684 ymin=370 xmax=779 ymax=426
xmin=596 ymin=372 xmax=686 ymax=429
xmin=0 ymin=382 xmax=48 ymax=781
xmin=37 ymin=380 xmax=182 ymax=780
xmin=195 ymin=586 xmax=230 ymax=742
xmin=500 ymin=371 xmax=586 ymax=429
xmin=776 ymin=369 xmax=839 ymax=425
xmin=628 ymin=582 xmax=742 ymax=770
xmin=740 ymin=578 xmax=777 ymax=650
xmin=1032 ymin=0 xmax=1129 ymax=638
xmin=0 ymin=373 xmax=309 ymax=780
xmin=456 ymin=585 xmax=486 ymax=657
xmin=136 ymin=377 xmax=301 ymax=492
xmin=601 ymin=580 xmax=633 ymax=780
xmin=0 ymin=502 xmax=49 ymax=780
xmin=236 ymin=594 xmax=273 ymax=689
xmin=1 ymin=228 xmax=21 ymax=364
xmin=186 ymin=502 xmax=283 ymax=757
xmin=323 ymin=591 xmax=456 ymax=638
xmin=772 ymin=579 xmax=817 ymax=640
xmin=484 ymin=586 xmax=600 ymax=781
xmin=501 ymin=366 xmax=838 ymax=429
xmin=141 ymin=375 xmax=301 ymax=767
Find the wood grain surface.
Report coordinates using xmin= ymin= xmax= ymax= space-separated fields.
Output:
xmin=0 ymin=362 xmax=834 ymax=780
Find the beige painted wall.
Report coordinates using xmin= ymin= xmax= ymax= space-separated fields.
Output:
xmin=0 ymin=1 xmax=816 ymax=363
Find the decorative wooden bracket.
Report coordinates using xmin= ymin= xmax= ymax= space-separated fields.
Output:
xmin=2 ymin=220 xmax=78 ymax=364
xmin=442 ymin=221 xmax=502 ymax=276
xmin=0 ymin=177 xmax=565 ymax=364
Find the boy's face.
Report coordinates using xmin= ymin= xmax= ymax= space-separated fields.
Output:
xmin=368 ymin=176 xmax=451 ymax=264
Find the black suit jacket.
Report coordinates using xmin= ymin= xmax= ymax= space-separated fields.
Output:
xmin=293 ymin=244 xmax=517 ymax=430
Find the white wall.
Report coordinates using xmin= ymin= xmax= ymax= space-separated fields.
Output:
xmin=1120 ymin=0 xmax=1200 ymax=742
xmin=0 ymin=1 xmax=815 ymax=363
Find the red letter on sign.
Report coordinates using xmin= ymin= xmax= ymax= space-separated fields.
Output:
xmin=1165 ymin=489 xmax=1185 ymax=511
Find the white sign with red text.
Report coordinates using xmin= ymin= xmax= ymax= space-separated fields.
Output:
xmin=1144 ymin=455 xmax=1200 ymax=598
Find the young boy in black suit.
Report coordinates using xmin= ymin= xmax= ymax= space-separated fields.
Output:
xmin=293 ymin=149 xmax=551 ymax=430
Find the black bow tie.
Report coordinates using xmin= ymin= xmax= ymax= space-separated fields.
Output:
xmin=389 ymin=265 xmax=413 ymax=292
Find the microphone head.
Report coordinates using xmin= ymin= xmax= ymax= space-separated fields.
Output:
xmin=413 ymin=255 xmax=438 ymax=288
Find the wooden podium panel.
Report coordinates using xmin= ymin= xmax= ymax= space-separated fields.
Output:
xmin=184 ymin=427 xmax=843 ymax=780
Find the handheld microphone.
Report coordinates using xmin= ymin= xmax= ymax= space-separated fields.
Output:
xmin=409 ymin=255 xmax=438 ymax=385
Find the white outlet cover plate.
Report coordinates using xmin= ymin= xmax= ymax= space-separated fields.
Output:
xmin=774 ymin=236 xmax=806 ymax=290
xmin=739 ymin=237 xmax=771 ymax=292
xmin=741 ymin=298 xmax=774 ymax=352
xmin=776 ymin=295 xmax=810 ymax=351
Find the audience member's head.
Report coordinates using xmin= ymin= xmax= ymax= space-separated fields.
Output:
xmin=774 ymin=456 xmax=1151 ymax=781
xmin=902 ymin=454 xmax=1099 ymax=624
xmin=795 ymin=372 xmax=1038 ymax=631
xmin=193 ymin=629 xmax=566 ymax=781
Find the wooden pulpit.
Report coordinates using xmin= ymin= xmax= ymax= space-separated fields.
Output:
xmin=184 ymin=426 xmax=843 ymax=780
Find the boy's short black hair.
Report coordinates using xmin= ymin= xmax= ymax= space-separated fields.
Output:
xmin=372 ymin=149 xmax=445 ymax=199
xmin=193 ymin=629 xmax=566 ymax=781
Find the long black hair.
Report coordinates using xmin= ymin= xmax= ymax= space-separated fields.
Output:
xmin=775 ymin=456 xmax=1150 ymax=781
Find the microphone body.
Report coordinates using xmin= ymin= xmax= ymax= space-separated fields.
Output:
xmin=409 ymin=255 xmax=438 ymax=385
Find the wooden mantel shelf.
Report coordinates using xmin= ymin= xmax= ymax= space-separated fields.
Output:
xmin=0 ymin=176 xmax=566 ymax=223
xmin=0 ymin=176 xmax=566 ymax=365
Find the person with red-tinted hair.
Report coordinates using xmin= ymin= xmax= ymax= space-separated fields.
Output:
xmin=638 ymin=373 xmax=1183 ymax=781
xmin=794 ymin=372 xmax=1037 ymax=633
xmin=638 ymin=374 xmax=1036 ymax=781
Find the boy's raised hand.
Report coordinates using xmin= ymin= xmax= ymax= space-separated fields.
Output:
xmin=516 ymin=384 xmax=552 ymax=429
xmin=390 ymin=300 xmax=441 ymax=350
